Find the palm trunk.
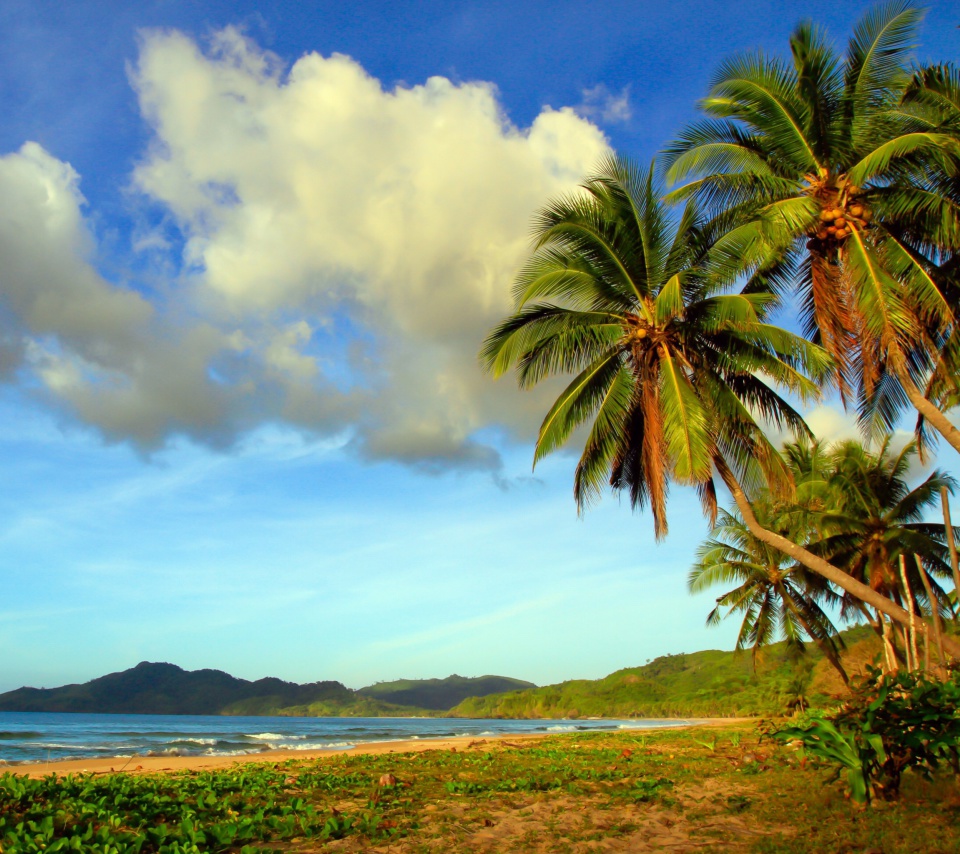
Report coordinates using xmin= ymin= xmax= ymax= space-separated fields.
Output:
xmin=941 ymin=487 xmax=960 ymax=617
xmin=900 ymin=373 xmax=960 ymax=457
xmin=899 ymin=556 xmax=920 ymax=672
xmin=714 ymin=457 xmax=960 ymax=659
xmin=880 ymin=614 xmax=898 ymax=673
xmin=866 ymin=605 xmax=906 ymax=668
xmin=915 ymin=555 xmax=946 ymax=668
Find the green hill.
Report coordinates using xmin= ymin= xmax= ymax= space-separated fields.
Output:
xmin=0 ymin=662 xmax=420 ymax=717
xmin=0 ymin=627 xmax=890 ymax=719
xmin=450 ymin=625 xmax=882 ymax=719
xmin=357 ymin=675 xmax=536 ymax=710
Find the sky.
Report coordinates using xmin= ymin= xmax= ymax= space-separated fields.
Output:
xmin=1 ymin=0 xmax=958 ymax=695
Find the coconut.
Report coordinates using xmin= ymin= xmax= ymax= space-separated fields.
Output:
xmin=820 ymin=209 xmax=835 ymax=221
xmin=834 ymin=217 xmax=846 ymax=228
xmin=832 ymin=208 xmax=844 ymax=220
xmin=849 ymin=204 xmax=864 ymax=217
xmin=861 ymin=208 xmax=872 ymax=222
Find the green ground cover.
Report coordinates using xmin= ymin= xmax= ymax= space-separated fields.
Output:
xmin=2 ymin=722 xmax=957 ymax=852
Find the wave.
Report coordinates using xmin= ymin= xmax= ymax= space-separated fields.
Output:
xmin=0 ymin=731 xmax=43 ymax=740
xmin=545 ymin=725 xmax=576 ymax=732
xmin=273 ymin=740 xmax=356 ymax=751
xmin=245 ymin=732 xmax=306 ymax=741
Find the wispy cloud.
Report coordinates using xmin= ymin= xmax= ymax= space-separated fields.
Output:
xmin=575 ymin=84 xmax=632 ymax=125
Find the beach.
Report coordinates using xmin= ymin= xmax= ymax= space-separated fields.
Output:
xmin=5 ymin=719 xmax=956 ymax=853
xmin=6 ymin=719 xmax=741 ymax=779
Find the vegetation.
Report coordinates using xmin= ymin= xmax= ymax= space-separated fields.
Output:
xmin=481 ymin=1 xmax=960 ymax=658
xmin=3 ymin=723 xmax=957 ymax=852
xmin=450 ymin=626 xmax=882 ymax=720
xmin=693 ymin=438 xmax=959 ymax=676
xmin=480 ymin=156 xmax=827 ymax=541
xmin=690 ymin=502 xmax=847 ymax=681
xmin=773 ymin=666 xmax=960 ymax=804
xmin=664 ymin=2 xmax=960 ymax=446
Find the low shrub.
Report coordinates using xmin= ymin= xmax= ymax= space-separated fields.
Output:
xmin=772 ymin=666 xmax=960 ymax=804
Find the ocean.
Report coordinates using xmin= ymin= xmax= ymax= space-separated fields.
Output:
xmin=0 ymin=712 xmax=692 ymax=765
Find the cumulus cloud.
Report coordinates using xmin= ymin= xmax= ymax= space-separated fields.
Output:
xmin=0 ymin=28 xmax=611 ymax=466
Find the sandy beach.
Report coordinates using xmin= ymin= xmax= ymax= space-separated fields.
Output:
xmin=7 ymin=719 xmax=741 ymax=779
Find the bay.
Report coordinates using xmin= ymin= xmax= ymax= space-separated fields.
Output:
xmin=0 ymin=712 xmax=692 ymax=764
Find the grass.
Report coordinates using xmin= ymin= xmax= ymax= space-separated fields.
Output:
xmin=1 ymin=724 xmax=958 ymax=852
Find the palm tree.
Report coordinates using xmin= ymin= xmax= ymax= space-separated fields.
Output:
xmin=803 ymin=438 xmax=957 ymax=622
xmin=481 ymin=155 xmax=822 ymax=538
xmin=690 ymin=505 xmax=848 ymax=683
xmin=481 ymin=156 xmax=960 ymax=659
xmin=663 ymin=3 xmax=960 ymax=452
xmin=876 ymin=62 xmax=960 ymax=452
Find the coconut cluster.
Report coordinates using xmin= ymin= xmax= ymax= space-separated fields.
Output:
xmin=811 ymin=201 xmax=873 ymax=245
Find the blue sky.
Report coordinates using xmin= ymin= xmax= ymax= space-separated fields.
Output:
xmin=0 ymin=1 xmax=958 ymax=694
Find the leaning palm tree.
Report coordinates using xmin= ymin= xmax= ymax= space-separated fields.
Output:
xmin=481 ymin=156 xmax=960 ymax=658
xmin=663 ymin=3 xmax=960 ymax=452
xmin=690 ymin=506 xmax=848 ymax=683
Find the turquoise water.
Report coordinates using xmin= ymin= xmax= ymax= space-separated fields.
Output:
xmin=0 ymin=712 xmax=691 ymax=764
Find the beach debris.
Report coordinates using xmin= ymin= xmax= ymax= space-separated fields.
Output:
xmin=620 ymin=748 xmax=633 ymax=759
xmin=379 ymin=773 xmax=398 ymax=787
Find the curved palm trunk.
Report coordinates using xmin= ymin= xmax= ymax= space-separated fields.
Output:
xmin=714 ymin=458 xmax=960 ymax=660
xmin=899 ymin=374 xmax=960 ymax=457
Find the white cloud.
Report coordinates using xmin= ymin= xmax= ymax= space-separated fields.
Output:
xmin=576 ymin=84 xmax=632 ymax=125
xmin=0 ymin=28 xmax=611 ymax=466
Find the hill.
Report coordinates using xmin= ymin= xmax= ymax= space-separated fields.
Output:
xmin=357 ymin=675 xmax=536 ymax=710
xmin=0 ymin=627 xmax=890 ymax=719
xmin=450 ymin=625 xmax=883 ymax=719
xmin=0 ymin=662 xmax=420 ymax=717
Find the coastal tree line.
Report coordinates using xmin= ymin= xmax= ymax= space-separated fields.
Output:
xmin=481 ymin=2 xmax=960 ymax=676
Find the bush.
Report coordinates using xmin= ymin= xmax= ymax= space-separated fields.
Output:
xmin=772 ymin=666 xmax=960 ymax=804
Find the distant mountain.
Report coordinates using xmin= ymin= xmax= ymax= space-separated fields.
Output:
xmin=0 ymin=662 xmax=415 ymax=716
xmin=0 ymin=663 xmax=537 ymax=717
xmin=357 ymin=675 xmax=537 ymax=710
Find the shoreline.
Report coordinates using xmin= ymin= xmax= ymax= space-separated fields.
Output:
xmin=4 ymin=718 xmax=747 ymax=779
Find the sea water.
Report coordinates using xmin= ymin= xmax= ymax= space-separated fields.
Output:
xmin=0 ymin=712 xmax=692 ymax=764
